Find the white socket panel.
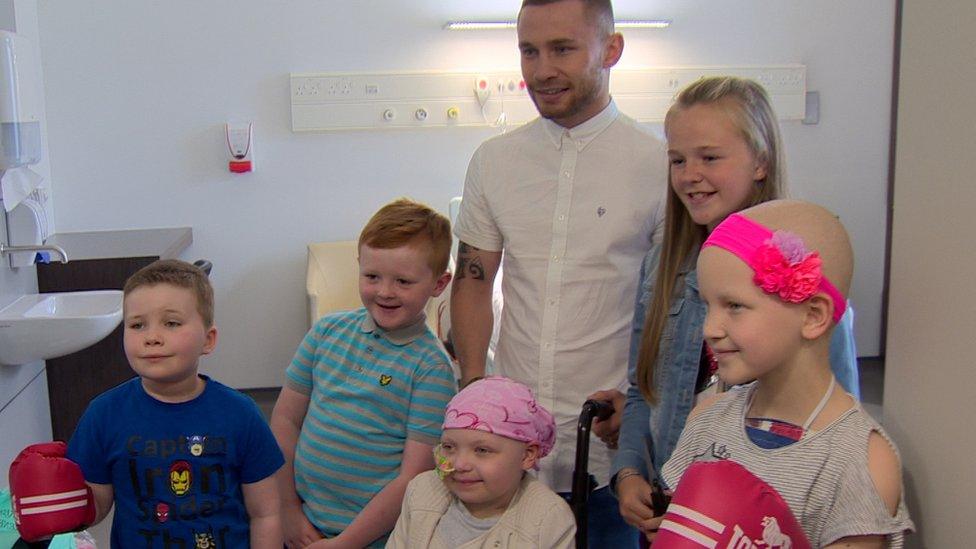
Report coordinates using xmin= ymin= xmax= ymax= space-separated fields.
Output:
xmin=290 ymin=66 xmax=806 ymax=132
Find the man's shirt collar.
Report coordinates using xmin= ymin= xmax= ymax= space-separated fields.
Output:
xmin=541 ymin=99 xmax=619 ymax=152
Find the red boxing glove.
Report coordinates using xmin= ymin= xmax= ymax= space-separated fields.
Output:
xmin=8 ymin=442 xmax=96 ymax=542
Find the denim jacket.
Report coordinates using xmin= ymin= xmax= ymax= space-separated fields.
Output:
xmin=613 ymin=243 xmax=861 ymax=483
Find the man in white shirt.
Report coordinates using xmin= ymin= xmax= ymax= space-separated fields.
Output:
xmin=451 ymin=0 xmax=667 ymax=545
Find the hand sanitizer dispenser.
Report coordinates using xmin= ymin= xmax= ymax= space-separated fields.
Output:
xmin=0 ymin=30 xmax=42 ymax=170
xmin=0 ymin=30 xmax=45 ymax=268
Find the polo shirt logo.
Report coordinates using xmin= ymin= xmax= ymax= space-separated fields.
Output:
xmin=597 ymin=206 xmax=606 ymax=217
xmin=379 ymin=374 xmax=392 ymax=386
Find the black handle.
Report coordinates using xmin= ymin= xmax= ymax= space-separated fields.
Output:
xmin=571 ymin=399 xmax=616 ymax=549
xmin=583 ymin=399 xmax=614 ymax=422
xmin=651 ymin=477 xmax=672 ymax=517
xmin=192 ymin=259 xmax=213 ymax=276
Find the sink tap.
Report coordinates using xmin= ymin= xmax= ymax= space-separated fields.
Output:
xmin=0 ymin=242 xmax=69 ymax=263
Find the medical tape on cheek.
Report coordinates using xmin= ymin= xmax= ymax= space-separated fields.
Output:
xmin=433 ymin=444 xmax=455 ymax=480
xmin=701 ymin=213 xmax=846 ymax=323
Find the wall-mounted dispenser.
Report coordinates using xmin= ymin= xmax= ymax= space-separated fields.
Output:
xmin=226 ymin=121 xmax=254 ymax=173
xmin=0 ymin=30 xmax=41 ymax=171
xmin=0 ymin=30 xmax=47 ymax=268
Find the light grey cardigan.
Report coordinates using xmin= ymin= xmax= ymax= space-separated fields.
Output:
xmin=386 ymin=470 xmax=576 ymax=549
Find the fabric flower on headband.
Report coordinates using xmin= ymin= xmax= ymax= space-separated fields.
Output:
xmin=702 ymin=213 xmax=847 ymax=322
xmin=752 ymin=230 xmax=823 ymax=303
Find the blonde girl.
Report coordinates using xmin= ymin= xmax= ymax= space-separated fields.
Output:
xmin=612 ymin=76 xmax=860 ymax=539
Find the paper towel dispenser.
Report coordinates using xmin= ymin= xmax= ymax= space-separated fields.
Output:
xmin=0 ymin=30 xmax=41 ymax=170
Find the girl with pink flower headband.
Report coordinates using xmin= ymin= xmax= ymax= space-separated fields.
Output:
xmin=614 ymin=76 xmax=862 ymax=543
xmin=649 ymin=199 xmax=913 ymax=546
xmin=387 ymin=376 xmax=576 ymax=548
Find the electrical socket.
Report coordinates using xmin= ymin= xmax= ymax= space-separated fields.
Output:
xmin=294 ymin=79 xmax=320 ymax=97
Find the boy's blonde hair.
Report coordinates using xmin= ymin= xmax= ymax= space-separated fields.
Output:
xmin=638 ymin=76 xmax=787 ymax=403
xmin=359 ymin=198 xmax=452 ymax=275
xmin=123 ymin=259 xmax=215 ymax=328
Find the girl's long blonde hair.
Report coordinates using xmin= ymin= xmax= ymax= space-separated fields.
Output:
xmin=637 ymin=76 xmax=787 ymax=403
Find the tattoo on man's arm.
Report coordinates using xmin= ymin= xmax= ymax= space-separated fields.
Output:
xmin=456 ymin=242 xmax=486 ymax=281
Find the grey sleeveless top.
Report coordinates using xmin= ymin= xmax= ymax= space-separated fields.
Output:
xmin=662 ymin=384 xmax=914 ymax=547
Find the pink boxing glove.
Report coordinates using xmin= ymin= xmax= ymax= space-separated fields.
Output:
xmin=654 ymin=459 xmax=811 ymax=549
xmin=8 ymin=442 xmax=96 ymax=542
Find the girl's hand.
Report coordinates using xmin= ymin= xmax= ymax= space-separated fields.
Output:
xmin=282 ymin=503 xmax=323 ymax=549
xmin=641 ymin=514 xmax=665 ymax=544
xmin=616 ymin=473 xmax=656 ymax=529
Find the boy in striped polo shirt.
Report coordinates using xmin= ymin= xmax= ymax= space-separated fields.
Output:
xmin=271 ymin=198 xmax=456 ymax=548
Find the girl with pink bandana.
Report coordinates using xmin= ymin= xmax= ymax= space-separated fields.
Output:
xmin=387 ymin=377 xmax=575 ymax=548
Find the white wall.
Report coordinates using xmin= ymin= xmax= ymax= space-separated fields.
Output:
xmin=625 ymin=1 xmax=895 ymax=356
xmin=0 ymin=0 xmax=52 ymax=479
xmin=885 ymin=0 xmax=975 ymax=545
xmin=35 ymin=1 xmax=894 ymax=388
xmin=0 ymin=206 xmax=52 ymax=475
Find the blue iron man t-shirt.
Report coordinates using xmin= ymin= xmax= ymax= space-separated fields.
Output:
xmin=68 ymin=376 xmax=284 ymax=548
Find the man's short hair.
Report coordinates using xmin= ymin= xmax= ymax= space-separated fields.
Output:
xmin=519 ymin=0 xmax=615 ymax=36
xmin=359 ymin=198 xmax=452 ymax=275
xmin=124 ymin=259 xmax=215 ymax=328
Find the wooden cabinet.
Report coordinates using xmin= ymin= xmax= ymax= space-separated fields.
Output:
xmin=37 ymin=228 xmax=191 ymax=441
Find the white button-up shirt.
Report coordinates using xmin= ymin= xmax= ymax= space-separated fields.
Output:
xmin=455 ymin=101 xmax=667 ymax=491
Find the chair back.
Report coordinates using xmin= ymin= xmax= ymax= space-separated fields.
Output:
xmin=306 ymin=240 xmax=450 ymax=338
xmin=306 ymin=241 xmax=362 ymax=328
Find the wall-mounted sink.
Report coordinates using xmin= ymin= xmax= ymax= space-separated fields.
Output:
xmin=0 ymin=290 xmax=123 ymax=365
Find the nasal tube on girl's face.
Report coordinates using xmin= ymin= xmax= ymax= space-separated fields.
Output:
xmin=433 ymin=443 xmax=456 ymax=480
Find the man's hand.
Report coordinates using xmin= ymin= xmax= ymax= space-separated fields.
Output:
xmin=587 ymin=389 xmax=626 ymax=449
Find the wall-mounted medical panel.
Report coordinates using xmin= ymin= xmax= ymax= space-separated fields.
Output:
xmin=290 ymin=66 xmax=805 ymax=132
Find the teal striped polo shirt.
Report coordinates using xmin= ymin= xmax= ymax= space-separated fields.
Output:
xmin=286 ymin=308 xmax=456 ymax=546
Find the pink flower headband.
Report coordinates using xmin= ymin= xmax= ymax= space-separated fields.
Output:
xmin=702 ymin=213 xmax=846 ymax=323
xmin=436 ymin=377 xmax=556 ymax=478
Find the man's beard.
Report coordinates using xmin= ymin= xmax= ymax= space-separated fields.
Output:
xmin=530 ymin=69 xmax=604 ymax=123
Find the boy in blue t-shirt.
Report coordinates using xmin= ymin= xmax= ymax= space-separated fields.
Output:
xmin=68 ymin=259 xmax=285 ymax=548
xmin=271 ymin=198 xmax=457 ymax=548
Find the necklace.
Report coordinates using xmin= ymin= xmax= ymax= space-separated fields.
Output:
xmin=801 ymin=376 xmax=835 ymax=432
xmin=745 ymin=376 xmax=836 ymax=443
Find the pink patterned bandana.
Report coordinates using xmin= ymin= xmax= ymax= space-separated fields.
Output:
xmin=702 ymin=213 xmax=846 ymax=323
xmin=443 ymin=376 xmax=556 ymax=458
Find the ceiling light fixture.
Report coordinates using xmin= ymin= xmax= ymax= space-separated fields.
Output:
xmin=615 ymin=20 xmax=671 ymax=29
xmin=443 ymin=21 xmax=516 ymax=31
xmin=442 ymin=19 xmax=671 ymax=31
